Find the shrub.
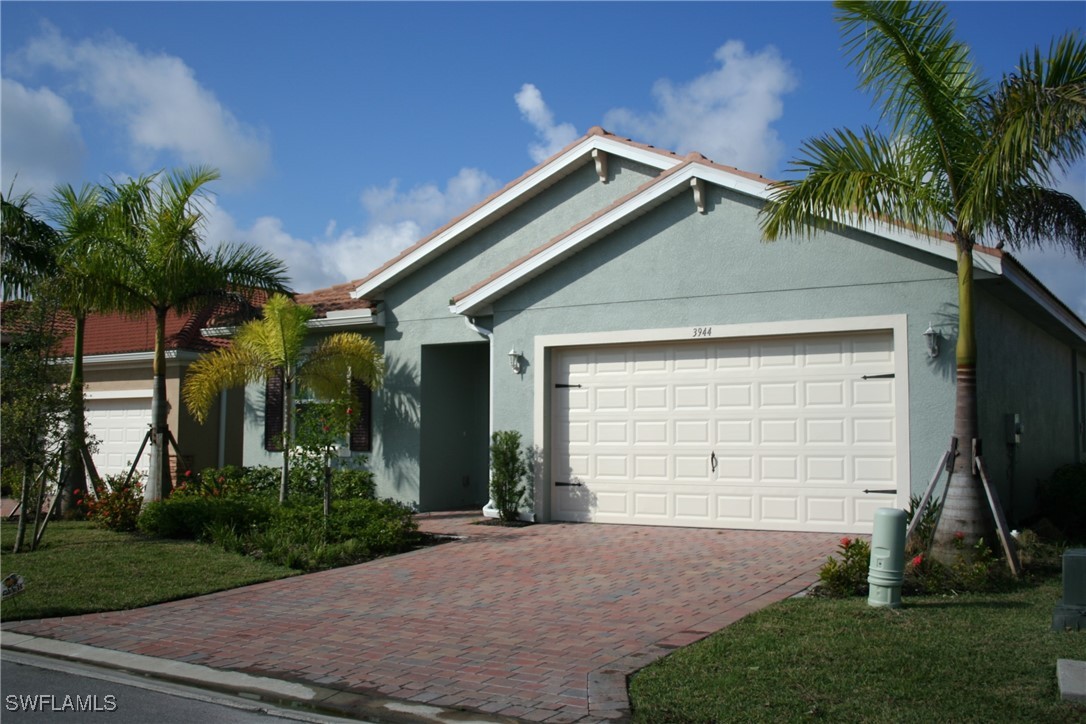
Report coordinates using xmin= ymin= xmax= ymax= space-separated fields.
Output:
xmin=905 ymin=493 xmax=942 ymax=556
xmin=246 ymin=498 xmax=417 ymax=571
xmin=172 ymin=465 xmax=279 ymax=500
xmin=1035 ymin=463 xmax=1086 ymax=541
xmin=490 ymin=430 xmax=530 ymax=522
xmin=138 ymin=496 xmax=272 ymax=540
xmin=79 ymin=474 xmax=143 ymax=532
xmin=332 ymin=467 xmax=376 ymax=500
xmin=817 ymin=536 xmax=871 ymax=597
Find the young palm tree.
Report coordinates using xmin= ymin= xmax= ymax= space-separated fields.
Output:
xmin=45 ymin=184 xmax=116 ymax=512
xmin=100 ymin=167 xmax=292 ymax=502
xmin=183 ymin=293 xmax=384 ymax=504
xmin=2 ymin=190 xmax=60 ymax=301
xmin=760 ymin=1 xmax=1086 ymax=559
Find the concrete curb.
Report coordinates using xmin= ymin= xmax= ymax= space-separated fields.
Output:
xmin=1058 ymin=659 xmax=1086 ymax=706
xmin=1 ymin=632 xmax=519 ymax=724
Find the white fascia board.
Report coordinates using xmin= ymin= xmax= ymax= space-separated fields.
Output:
xmin=452 ymin=162 xmax=1009 ymax=317
xmin=351 ymin=136 xmax=683 ymax=301
xmin=451 ymin=164 xmax=707 ymax=316
xmin=307 ymin=309 xmax=377 ymax=330
xmin=75 ymin=349 xmax=201 ymax=368
xmin=1001 ymin=261 xmax=1086 ymax=344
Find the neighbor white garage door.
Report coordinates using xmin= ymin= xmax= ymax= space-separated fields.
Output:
xmin=551 ymin=331 xmax=899 ymax=533
xmin=85 ymin=396 xmax=152 ymax=478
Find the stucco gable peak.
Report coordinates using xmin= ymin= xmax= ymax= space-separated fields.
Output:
xmin=348 ymin=128 xmax=685 ymax=301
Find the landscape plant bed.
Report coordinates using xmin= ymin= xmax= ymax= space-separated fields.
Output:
xmin=629 ymin=577 xmax=1082 ymax=723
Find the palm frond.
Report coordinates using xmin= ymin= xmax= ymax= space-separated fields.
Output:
xmin=761 ymin=127 xmax=950 ymax=241
xmin=182 ymin=345 xmax=266 ymax=423
xmin=991 ymin=185 xmax=1086 ymax=261
xmin=234 ymin=294 xmax=312 ymax=368
xmin=1 ymin=191 xmax=59 ymax=299
xmin=834 ymin=0 xmax=986 ymax=196
xmin=299 ymin=333 xmax=385 ymax=401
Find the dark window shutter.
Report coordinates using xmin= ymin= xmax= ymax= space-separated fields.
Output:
xmin=264 ymin=368 xmax=284 ymax=452
xmin=349 ymin=381 xmax=373 ymax=453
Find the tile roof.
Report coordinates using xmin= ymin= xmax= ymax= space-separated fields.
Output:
xmin=295 ymin=281 xmax=374 ymax=318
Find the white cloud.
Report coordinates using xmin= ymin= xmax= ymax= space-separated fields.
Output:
xmin=10 ymin=23 xmax=270 ymax=187
xmin=604 ymin=40 xmax=797 ymax=175
xmin=206 ymin=168 xmax=500 ymax=293
xmin=515 ymin=83 xmax=579 ymax=163
xmin=0 ymin=78 xmax=85 ymax=197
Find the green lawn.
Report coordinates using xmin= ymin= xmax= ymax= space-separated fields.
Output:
xmin=629 ymin=579 xmax=1085 ymax=723
xmin=1 ymin=520 xmax=296 ymax=621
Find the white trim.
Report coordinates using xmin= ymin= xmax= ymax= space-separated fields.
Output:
xmin=451 ymin=163 xmax=986 ymax=317
xmin=74 ymin=350 xmax=201 ymax=367
xmin=351 ymin=135 xmax=682 ymax=300
xmin=307 ymin=309 xmax=378 ymax=329
xmin=84 ymin=389 xmax=154 ymax=401
xmin=533 ymin=314 xmax=911 ymax=524
xmin=1001 ymin=260 xmax=1086 ymax=344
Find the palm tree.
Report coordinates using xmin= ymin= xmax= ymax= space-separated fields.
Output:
xmin=760 ymin=1 xmax=1086 ymax=560
xmin=183 ymin=293 xmax=384 ymax=504
xmin=2 ymin=190 xmax=59 ymax=300
xmin=45 ymin=184 xmax=117 ymax=512
xmin=100 ymin=167 xmax=292 ymax=502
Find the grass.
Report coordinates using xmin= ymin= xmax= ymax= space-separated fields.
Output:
xmin=1 ymin=520 xmax=296 ymax=622
xmin=629 ymin=578 xmax=1086 ymax=723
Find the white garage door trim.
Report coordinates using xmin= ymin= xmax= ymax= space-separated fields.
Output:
xmin=85 ymin=391 xmax=153 ymax=478
xmin=533 ymin=315 xmax=911 ymax=533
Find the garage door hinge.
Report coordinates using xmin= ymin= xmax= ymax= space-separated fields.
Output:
xmin=555 ymin=383 xmax=582 ymax=389
xmin=554 ymin=481 xmax=583 ymax=487
xmin=861 ymin=373 xmax=895 ymax=380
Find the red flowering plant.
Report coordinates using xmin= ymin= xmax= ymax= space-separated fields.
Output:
xmin=817 ymin=535 xmax=872 ymax=597
xmin=77 ymin=473 xmax=143 ymax=532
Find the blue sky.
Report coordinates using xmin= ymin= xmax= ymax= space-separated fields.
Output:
xmin=2 ymin=1 xmax=1084 ymax=316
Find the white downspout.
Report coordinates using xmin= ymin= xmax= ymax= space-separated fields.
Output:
xmin=464 ymin=316 xmax=500 ymax=518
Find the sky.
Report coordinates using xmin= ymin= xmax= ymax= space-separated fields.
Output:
xmin=2 ymin=1 xmax=1084 ymax=317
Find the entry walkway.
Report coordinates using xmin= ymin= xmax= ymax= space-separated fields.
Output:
xmin=4 ymin=512 xmax=841 ymax=722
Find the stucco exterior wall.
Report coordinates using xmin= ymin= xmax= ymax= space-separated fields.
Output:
xmin=973 ymin=287 xmax=1080 ymax=523
xmin=363 ymin=157 xmax=664 ymax=505
xmin=488 ymin=185 xmax=964 ymax=510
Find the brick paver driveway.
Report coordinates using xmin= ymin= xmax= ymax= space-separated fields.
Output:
xmin=6 ymin=512 xmax=842 ymax=722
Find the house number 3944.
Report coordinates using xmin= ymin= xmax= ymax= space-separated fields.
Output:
xmin=692 ymin=327 xmax=712 ymax=338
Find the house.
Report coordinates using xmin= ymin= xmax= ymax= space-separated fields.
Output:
xmin=2 ymin=301 xmax=248 ymax=480
xmin=241 ymin=127 xmax=1086 ymax=533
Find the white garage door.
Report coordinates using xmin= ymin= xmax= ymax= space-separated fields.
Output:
xmin=551 ymin=331 xmax=899 ymax=533
xmin=85 ymin=397 xmax=152 ymax=478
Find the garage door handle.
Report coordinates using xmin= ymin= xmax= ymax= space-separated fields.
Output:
xmin=555 ymin=481 xmax=583 ymax=487
xmin=710 ymin=452 xmax=717 ymax=473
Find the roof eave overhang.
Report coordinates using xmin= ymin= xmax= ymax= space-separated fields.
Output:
xmin=351 ymin=135 xmax=683 ymax=301
xmin=449 ymin=162 xmax=1006 ymax=318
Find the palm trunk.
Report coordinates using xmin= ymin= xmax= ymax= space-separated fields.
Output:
xmin=932 ymin=241 xmax=995 ymax=561
xmin=144 ymin=307 xmax=172 ymax=502
xmin=13 ymin=465 xmax=33 ymax=553
xmin=60 ymin=315 xmax=88 ymax=517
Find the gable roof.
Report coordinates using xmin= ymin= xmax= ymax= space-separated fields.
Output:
xmin=349 ymin=127 xmax=685 ymax=301
xmin=448 ymin=155 xmax=997 ymax=312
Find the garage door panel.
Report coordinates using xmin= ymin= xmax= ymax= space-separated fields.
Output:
xmin=86 ymin=397 xmax=151 ymax=478
xmin=552 ymin=331 xmax=898 ymax=533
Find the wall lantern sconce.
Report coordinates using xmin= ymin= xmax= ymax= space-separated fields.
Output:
xmin=923 ymin=322 xmax=939 ymax=359
xmin=508 ymin=348 xmax=524 ymax=374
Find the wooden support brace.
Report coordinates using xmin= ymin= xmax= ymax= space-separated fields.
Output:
xmin=906 ymin=449 xmax=951 ymax=542
xmin=975 ymin=454 xmax=1022 ymax=578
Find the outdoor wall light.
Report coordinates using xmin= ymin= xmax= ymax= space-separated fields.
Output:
xmin=923 ymin=322 xmax=939 ymax=359
xmin=508 ymin=348 xmax=524 ymax=374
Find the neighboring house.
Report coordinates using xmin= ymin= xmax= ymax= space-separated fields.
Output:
xmin=2 ymin=301 xmax=248 ymax=479
xmin=243 ymin=127 xmax=1086 ymax=533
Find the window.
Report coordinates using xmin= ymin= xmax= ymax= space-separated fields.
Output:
xmin=263 ymin=371 xmax=373 ymax=454
xmin=263 ymin=368 xmax=285 ymax=452
xmin=349 ymin=380 xmax=373 ymax=453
